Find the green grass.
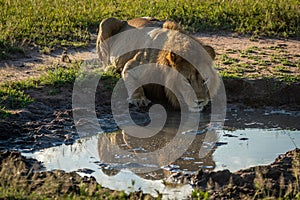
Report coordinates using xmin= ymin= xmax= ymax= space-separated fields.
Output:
xmin=191 ymin=189 xmax=209 ymax=200
xmin=4 ymin=63 xmax=81 ymax=90
xmin=253 ymin=153 xmax=300 ymax=200
xmin=0 ymin=106 xmax=10 ymax=118
xmin=39 ymin=65 xmax=79 ymax=87
xmin=0 ymin=63 xmax=80 ymax=113
xmin=219 ymin=70 xmax=241 ymax=79
xmin=216 ymin=43 xmax=300 ymax=83
xmin=0 ymin=87 xmax=33 ymax=109
xmin=0 ymin=0 xmax=299 ymax=51
xmin=0 ymin=181 xmax=149 ymax=200
xmin=220 ymin=54 xmax=240 ymax=65
xmin=0 ymin=62 xmax=122 ymax=114
xmin=0 ymin=40 xmax=25 ymax=59
xmin=101 ymin=69 xmax=121 ymax=90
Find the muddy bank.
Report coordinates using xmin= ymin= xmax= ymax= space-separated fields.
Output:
xmin=0 ymin=150 xmax=154 ymax=199
xmin=167 ymin=148 xmax=300 ymax=199
xmin=224 ymin=78 xmax=300 ymax=108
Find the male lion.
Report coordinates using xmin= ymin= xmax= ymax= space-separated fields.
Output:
xmin=96 ymin=17 xmax=220 ymax=112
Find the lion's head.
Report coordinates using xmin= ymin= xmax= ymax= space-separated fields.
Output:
xmin=157 ymin=49 xmax=219 ymax=112
xmin=97 ymin=17 xmax=220 ymax=112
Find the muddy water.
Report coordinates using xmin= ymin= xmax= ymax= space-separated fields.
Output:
xmin=22 ymin=111 xmax=300 ymax=199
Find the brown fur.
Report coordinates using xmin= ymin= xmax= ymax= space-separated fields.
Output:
xmin=96 ymin=17 xmax=220 ymax=112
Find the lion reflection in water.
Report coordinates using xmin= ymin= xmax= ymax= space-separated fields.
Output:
xmin=97 ymin=120 xmax=217 ymax=179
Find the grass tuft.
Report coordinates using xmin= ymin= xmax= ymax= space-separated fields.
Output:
xmin=191 ymin=188 xmax=209 ymax=200
xmin=0 ymin=87 xmax=33 ymax=109
xmin=0 ymin=62 xmax=122 ymax=111
xmin=0 ymin=106 xmax=11 ymax=119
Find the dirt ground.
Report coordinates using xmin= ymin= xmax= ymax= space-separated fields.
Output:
xmin=1 ymin=33 xmax=299 ymax=84
xmin=0 ymin=33 xmax=300 ymax=199
xmin=199 ymin=32 xmax=300 ymax=78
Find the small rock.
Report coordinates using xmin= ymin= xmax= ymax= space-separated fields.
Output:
xmin=61 ymin=50 xmax=71 ymax=63
xmin=215 ymin=142 xmax=228 ymax=146
xmin=76 ymin=168 xmax=95 ymax=174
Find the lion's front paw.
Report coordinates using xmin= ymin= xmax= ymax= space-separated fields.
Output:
xmin=188 ymin=99 xmax=209 ymax=112
xmin=127 ymin=96 xmax=151 ymax=107
xmin=188 ymin=106 xmax=204 ymax=112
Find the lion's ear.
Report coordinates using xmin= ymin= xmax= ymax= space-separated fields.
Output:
xmin=169 ymin=52 xmax=177 ymax=62
xmin=162 ymin=20 xmax=182 ymax=32
xmin=203 ymin=45 xmax=216 ymax=60
xmin=166 ymin=51 xmax=182 ymax=65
